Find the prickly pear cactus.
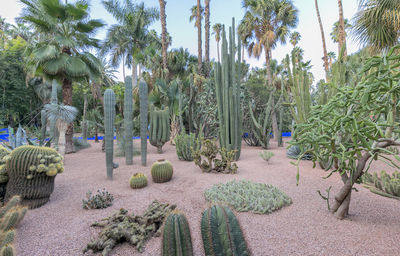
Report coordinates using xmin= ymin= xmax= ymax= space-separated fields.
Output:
xmin=5 ymin=145 xmax=63 ymax=208
xmin=149 ymin=106 xmax=170 ymax=153
xmin=362 ymin=170 xmax=400 ymax=200
xmin=139 ymin=79 xmax=148 ymax=166
xmin=129 ymin=173 xmax=148 ymax=189
xmin=201 ymin=204 xmax=250 ymax=256
xmin=162 ymin=211 xmax=193 ymax=256
xmin=104 ymin=89 xmax=116 ymax=179
xmin=151 ymin=159 xmax=173 ymax=183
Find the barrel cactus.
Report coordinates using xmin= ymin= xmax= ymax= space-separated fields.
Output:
xmin=162 ymin=211 xmax=193 ymax=256
xmin=201 ymin=204 xmax=250 ymax=256
xmin=130 ymin=173 xmax=148 ymax=189
xmin=104 ymin=89 xmax=116 ymax=179
xmin=5 ymin=145 xmax=64 ymax=209
xmin=151 ymin=159 xmax=173 ymax=183
xmin=149 ymin=106 xmax=170 ymax=153
xmin=139 ymin=79 xmax=148 ymax=166
xmin=175 ymin=133 xmax=200 ymax=161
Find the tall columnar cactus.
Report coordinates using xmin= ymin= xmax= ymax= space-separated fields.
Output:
xmin=139 ymin=79 xmax=148 ymax=166
xmin=124 ymin=78 xmax=133 ymax=165
xmin=104 ymin=89 xmax=116 ymax=180
xmin=0 ymin=195 xmax=28 ymax=256
xmin=5 ymin=146 xmax=64 ymax=209
xmin=40 ymin=109 xmax=47 ymax=144
xmin=201 ymin=204 xmax=250 ymax=256
xmin=162 ymin=212 xmax=193 ymax=256
xmin=50 ymin=79 xmax=59 ymax=149
xmin=149 ymin=106 xmax=170 ymax=153
xmin=215 ymin=18 xmax=242 ymax=160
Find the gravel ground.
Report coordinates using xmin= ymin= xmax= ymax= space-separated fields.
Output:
xmin=16 ymin=139 xmax=400 ymax=256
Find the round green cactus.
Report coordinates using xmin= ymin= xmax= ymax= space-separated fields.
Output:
xmin=151 ymin=159 xmax=173 ymax=183
xmin=130 ymin=173 xmax=148 ymax=189
xmin=5 ymin=146 xmax=64 ymax=209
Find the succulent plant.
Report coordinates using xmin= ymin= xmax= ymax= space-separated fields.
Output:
xmin=5 ymin=145 xmax=63 ymax=209
xmin=124 ymin=77 xmax=133 ymax=165
xmin=175 ymin=133 xmax=200 ymax=161
xmin=139 ymin=79 xmax=148 ymax=166
xmin=286 ymin=145 xmax=312 ymax=160
xmin=204 ymin=180 xmax=292 ymax=214
xmin=82 ymin=189 xmax=114 ymax=210
xmin=151 ymin=159 xmax=173 ymax=183
xmin=162 ymin=211 xmax=193 ymax=256
xmin=201 ymin=204 xmax=250 ymax=256
xmin=130 ymin=173 xmax=148 ymax=189
xmin=149 ymin=106 xmax=170 ymax=153
xmin=259 ymin=150 xmax=274 ymax=163
xmin=362 ymin=170 xmax=400 ymax=200
xmin=104 ymin=89 xmax=116 ymax=179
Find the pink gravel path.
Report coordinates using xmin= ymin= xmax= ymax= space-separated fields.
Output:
xmin=16 ymin=139 xmax=400 ymax=256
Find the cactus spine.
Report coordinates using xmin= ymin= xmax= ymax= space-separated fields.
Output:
xmin=124 ymin=78 xmax=133 ymax=165
xmin=201 ymin=205 xmax=250 ymax=256
xmin=104 ymin=89 xmax=116 ymax=180
xmin=151 ymin=159 xmax=173 ymax=183
xmin=215 ymin=18 xmax=242 ymax=160
xmin=139 ymin=79 xmax=148 ymax=166
xmin=162 ymin=212 xmax=193 ymax=256
xmin=149 ymin=106 xmax=170 ymax=153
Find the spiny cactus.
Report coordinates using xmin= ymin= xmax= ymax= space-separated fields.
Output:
xmin=139 ymin=79 xmax=148 ymax=166
xmin=82 ymin=189 xmax=114 ymax=210
xmin=5 ymin=146 xmax=63 ymax=209
xmin=362 ymin=171 xmax=400 ymax=200
xmin=0 ymin=195 xmax=28 ymax=256
xmin=124 ymin=77 xmax=133 ymax=165
xmin=0 ymin=146 xmax=10 ymax=199
xmin=175 ymin=133 xmax=200 ymax=161
xmin=151 ymin=159 xmax=173 ymax=183
xmin=201 ymin=204 xmax=250 ymax=256
xmin=248 ymin=92 xmax=273 ymax=149
xmin=162 ymin=211 xmax=193 ymax=256
xmin=49 ymin=79 xmax=59 ymax=149
xmin=215 ymin=18 xmax=242 ymax=160
xmin=149 ymin=106 xmax=170 ymax=153
xmin=130 ymin=173 xmax=148 ymax=189
xmin=104 ymin=89 xmax=116 ymax=179
xmin=40 ymin=109 xmax=47 ymax=144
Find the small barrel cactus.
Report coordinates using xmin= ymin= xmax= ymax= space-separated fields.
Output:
xmin=151 ymin=159 xmax=173 ymax=183
xmin=162 ymin=211 xmax=193 ymax=256
xmin=5 ymin=145 xmax=64 ymax=209
xmin=130 ymin=173 xmax=148 ymax=189
xmin=201 ymin=204 xmax=250 ymax=256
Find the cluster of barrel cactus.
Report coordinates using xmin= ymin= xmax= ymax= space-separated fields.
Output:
xmin=161 ymin=204 xmax=249 ymax=256
xmin=5 ymin=145 xmax=63 ymax=208
xmin=129 ymin=173 xmax=148 ymax=189
xmin=0 ymin=195 xmax=28 ymax=256
xmin=362 ymin=171 xmax=400 ymax=200
xmin=175 ymin=133 xmax=200 ymax=161
xmin=149 ymin=106 xmax=170 ymax=153
xmin=204 ymin=180 xmax=292 ymax=214
xmin=151 ymin=159 xmax=173 ymax=183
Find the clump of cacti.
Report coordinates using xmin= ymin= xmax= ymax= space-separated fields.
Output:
xmin=0 ymin=195 xmax=28 ymax=256
xmin=175 ymin=133 xmax=200 ymax=161
xmin=149 ymin=106 xmax=170 ymax=153
xmin=151 ymin=159 xmax=173 ymax=183
xmin=162 ymin=211 xmax=193 ymax=256
xmin=201 ymin=204 xmax=250 ymax=256
xmin=5 ymin=145 xmax=63 ymax=209
xmin=139 ymin=79 xmax=148 ymax=166
xmin=130 ymin=173 xmax=148 ymax=189
xmin=215 ymin=18 xmax=242 ymax=160
xmin=82 ymin=189 xmax=114 ymax=210
xmin=83 ymin=200 xmax=176 ymax=256
xmin=248 ymin=92 xmax=273 ymax=149
xmin=104 ymin=89 xmax=116 ymax=179
xmin=192 ymin=139 xmax=238 ymax=174
xmin=361 ymin=171 xmax=400 ymax=200
xmin=204 ymin=180 xmax=292 ymax=214
xmin=259 ymin=150 xmax=274 ymax=163
xmin=124 ymin=77 xmax=133 ymax=165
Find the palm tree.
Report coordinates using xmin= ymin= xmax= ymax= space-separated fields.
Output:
xmin=331 ymin=19 xmax=351 ymax=43
xmin=158 ymin=0 xmax=168 ymax=72
xmin=315 ymin=0 xmax=329 ymax=81
xmin=189 ymin=4 xmax=204 ymax=74
xmin=21 ymin=0 xmax=104 ymax=154
xmin=212 ymin=23 xmax=222 ymax=62
xmin=352 ymin=0 xmax=400 ymax=52
xmin=289 ymin=31 xmax=301 ymax=47
xmin=327 ymin=51 xmax=336 ymax=68
xmin=337 ymin=0 xmax=347 ymax=56
xmin=204 ymin=0 xmax=210 ymax=65
xmin=239 ymin=0 xmax=298 ymax=140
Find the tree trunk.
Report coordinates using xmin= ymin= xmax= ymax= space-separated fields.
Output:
xmin=337 ymin=0 xmax=347 ymax=57
xmin=159 ymin=0 xmax=168 ymax=71
xmin=204 ymin=0 xmax=210 ymax=64
xmin=82 ymin=94 xmax=88 ymax=140
xmin=197 ymin=0 xmax=202 ymax=74
xmin=265 ymin=48 xmax=279 ymax=141
xmin=315 ymin=0 xmax=329 ymax=81
xmin=62 ymin=78 xmax=74 ymax=154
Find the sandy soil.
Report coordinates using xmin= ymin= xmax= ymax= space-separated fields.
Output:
xmin=16 ymin=139 xmax=400 ymax=256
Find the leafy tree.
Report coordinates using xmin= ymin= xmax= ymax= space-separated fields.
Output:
xmin=212 ymin=23 xmax=222 ymax=62
xmin=189 ymin=3 xmax=204 ymax=74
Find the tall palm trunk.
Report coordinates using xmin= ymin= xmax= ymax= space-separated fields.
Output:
xmin=338 ymin=0 xmax=347 ymax=57
xmin=197 ymin=0 xmax=202 ymax=74
xmin=159 ymin=0 xmax=168 ymax=71
xmin=204 ymin=0 xmax=210 ymax=64
xmin=315 ymin=0 xmax=329 ymax=81
xmin=265 ymin=48 xmax=279 ymax=141
xmin=62 ymin=78 xmax=74 ymax=154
